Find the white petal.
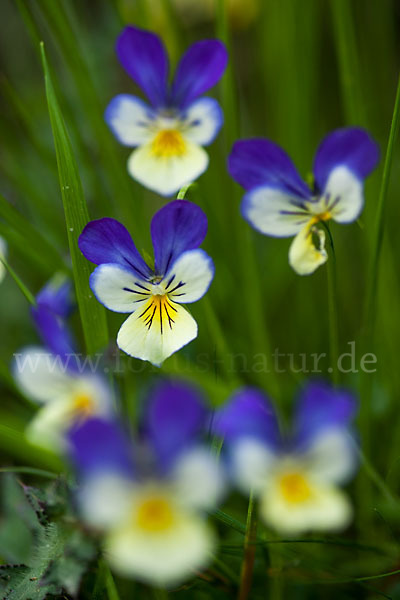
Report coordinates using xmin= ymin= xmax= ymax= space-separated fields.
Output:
xmin=172 ymin=448 xmax=225 ymax=510
xmin=164 ymin=249 xmax=214 ymax=304
xmin=0 ymin=236 xmax=7 ymax=283
xmin=260 ymin=478 xmax=353 ymax=535
xmin=242 ymin=186 xmax=311 ymax=237
xmin=106 ymin=507 xmax=215 ymax=586
xmin=117 ymin=300 xmax=197 ymax=366
xmin=26 ymin=397 xmax=78 ymax=451
xmin=79 ymin=474 xmax=134 ymax=529
xmin=127 ymin=141 xmax=208 ymax=196
xmin=13 ymin=347 xmax=77 ymax=405
xmin=288 ymin=222 xmax=328 ymax=275
xmin=303 ymin=429 xmax=357 ymax=485
xmin=181 ymin=98 xmax=223 ymax=145
xmin=324 ymin=166 xmax=364 ymax=223
xmin=105 ymin=94 xmax=154 ymax=146
xmin=14 ymin=348 xmax=113 ymax=449
xmin=90 ymin=264 xmax=151 ymax=313
xmin=231 ymin=438 xmax=275 ymax=494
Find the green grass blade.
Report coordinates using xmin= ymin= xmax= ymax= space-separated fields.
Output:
xmin=40 ymin=42 xmax=108 ymax=355
xmin=0 ymin=255 xmax=36 ymax=305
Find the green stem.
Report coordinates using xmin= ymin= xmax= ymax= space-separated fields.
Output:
xmin=365 ymin=72 xmax=400 ymax=334
xmin=0 ymin=466 xmax=58 ymax=479
xmin=237 ymin=493 xmax=257 ymax=600
xmin=357 ymin=72 xmax=400 ymax=528
xmin=0 ymin=255 xmax=36 ymax=305
xmin=323 ymin=224 xmax=339 ymax=385
xmin=103 ymin=561 xmax=121 ymax=600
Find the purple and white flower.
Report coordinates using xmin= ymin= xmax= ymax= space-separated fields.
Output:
xmin=79 ymin=201 xmax=214 ymax=366
xmin=68 ymin=381 xmax=224 ymax=586
xmin=213 ymin=381 xmax=358 ymax=535
xmin=228 ymin=128 xmax=379 ymax=275
xmin=105 ymin=26 xmax=228 ymax=196
xmin=13 ymin=277 xmax=113 ymax=451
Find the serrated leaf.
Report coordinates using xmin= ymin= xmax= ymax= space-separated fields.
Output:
xmin=40 ymin=42 xmax=108 ymax=356
xmin=3 ymin=523 xmax=65 ymax=600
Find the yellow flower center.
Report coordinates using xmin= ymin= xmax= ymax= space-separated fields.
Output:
xmin=135 ymin=497 xmax=175 ymax=532
xmin=279 ymin=472 xmax=312 ymax=504
xmin=139 ymin=294 xmax=178 ymax=333
xmin=310 ymin=211 xmax=332 ymax=225
xmin=71 ymin=393 xmax=94 ymax=417
xmin=151 ymin=129 xmax=186 ymax=158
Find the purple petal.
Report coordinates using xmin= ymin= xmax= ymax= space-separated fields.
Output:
xmin=293 ymin=381 xmax=357 ymax=450
xmin=151 ymin=201 xmax=208 ymax=275
xmin=228 ymin=138 xmax=311 ymax=199
xmin=171 ymin=39 xmax=228 ymax=109
xmin=35 ymin=279 xmax=73 ymax=318
xmin=212 ymin=388 xmax=281 ymax=449
xmin=116 ymin=26 xmax=169 ymax=107
xmin=313 ymin=127 xmax=380 ymax=193
xmin=32 ymin=280 xmax=76 ymax=358
xmin=79 ymin=218 xmax=152 ymax=280
xmin=67 ymin=418 xmax=134 ymax=479
xmin=144 ymin=380 xmax=207 ymax=472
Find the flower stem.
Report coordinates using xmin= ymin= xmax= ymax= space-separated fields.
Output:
xmin=323 ymin=224 xmax=339 ymax=385
xmin=237 ymin=492 xmax=257 ymax=600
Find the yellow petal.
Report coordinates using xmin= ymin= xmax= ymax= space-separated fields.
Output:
xmin=288 ymin=221 xmax=328 ymax=275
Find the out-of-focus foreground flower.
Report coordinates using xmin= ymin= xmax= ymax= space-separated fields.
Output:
xmin=105 ymin=25 xmax=227 ymax=195
xmin=13 ymin=277 xmax=114 ymax=450
xmin=229 ymin=128 xmax=379 ymax=275
xmin=79 ymin=201 xmax=214 ymax=366
xmin=67 ymin=381 xmax=224 ymax=586
xmin=213 ymin=381 xmax=358 ymax=535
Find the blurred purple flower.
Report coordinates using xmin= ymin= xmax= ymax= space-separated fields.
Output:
xmin=67 ymin=380 xmax=224 ymax=586
xmin=13 ymin=277 xmax=113 ymax=451
xmin=213 ymin=380 xmax=358 ymax=535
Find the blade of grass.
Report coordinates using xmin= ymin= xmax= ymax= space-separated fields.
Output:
xmin=35 ymin=0 xmax=143 ymax=234
xmin=330 ymin=0 xmax=366 ymax=125
xmin=358 ymin=72 xmax=400 ymax=526
xmin=40 ymin=42 xmax=108 ymax=355
xmin=0 ymin=255 xmax=36 ymax=305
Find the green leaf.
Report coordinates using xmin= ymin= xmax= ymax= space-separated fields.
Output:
xmin=40 ymin=42 xmax=108 ymax=355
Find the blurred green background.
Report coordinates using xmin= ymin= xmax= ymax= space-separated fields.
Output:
xmin=1 ymin=0 xmax=400 ymax=598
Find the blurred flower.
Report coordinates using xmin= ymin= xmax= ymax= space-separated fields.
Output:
xmin=67 ymin=381 xmax=224 ymax=586
xmin=79 ymin=201 xmax=214 ymax=366
xmin=13 ymin=277 xmax=113 ymax=451
xmin=0 ymin=236 xmax=7 ymax=283
xmin=213 ymin=381 xmax=358 ymax=535
xmin=229 ymin=128 xmax=379 ymax=275
xmin=105 ymin=25 xmax=227 ymax=196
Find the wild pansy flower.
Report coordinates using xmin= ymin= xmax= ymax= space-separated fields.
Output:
xmin=228 ymin=128 xmax=379 ymax=275
xmin=13 ymin=277 xmax=113 ymax=451
xmin=0 ymin=236 xmax=7 ymax=283
xmin=79 ymin=201 xmax=214 ymax=366
xmin=67 ymin=381 xmax=224 ymax=586
xmin=105 ymin=25 xmax=228 ymax=195
xmin=213 ymin=381 xmax=357 ymax=535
